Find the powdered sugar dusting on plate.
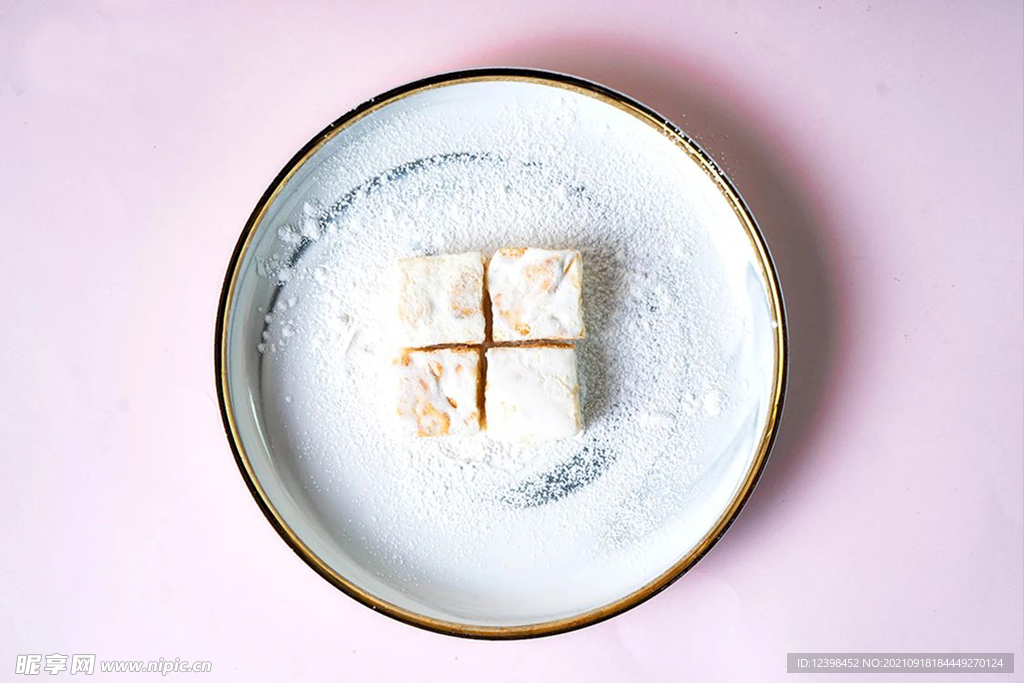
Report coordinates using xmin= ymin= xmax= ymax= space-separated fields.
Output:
xmin=244 ymin=86 xmax=772 ymax=619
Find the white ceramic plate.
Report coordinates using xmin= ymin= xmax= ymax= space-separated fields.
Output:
xmin=216 ymin=69 xmax=786 ymax=638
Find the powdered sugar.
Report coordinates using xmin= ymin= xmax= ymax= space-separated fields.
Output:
xmin=243 ymin=82 xmax=775 ymax=622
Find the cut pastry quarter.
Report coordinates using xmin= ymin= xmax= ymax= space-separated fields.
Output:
xmin=396 ymin=347 xmax=482 ymax=437
xmin=395 ymin=252 xmax=486 ymax=346
xmin=484 ymin=346 xmax=582 ymax=442
xmin=488 ymin=248 xmax=584 ymax=342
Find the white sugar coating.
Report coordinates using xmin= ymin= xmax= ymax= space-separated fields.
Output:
xmin=396 ymin=347 xmax=481 ymax=437
xmin=395 ymin=252 xmax=485 ymax=346
xmin=252 ymin=90 xmax=771 ymax=616
xmin=488 ymin=248 xmax=585 ymax=341
xmin=485 ymin=346 xmax=582 ymax=442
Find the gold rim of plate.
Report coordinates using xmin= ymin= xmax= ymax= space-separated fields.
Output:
xmin=214 ymin=68 xmax=789 ymax=640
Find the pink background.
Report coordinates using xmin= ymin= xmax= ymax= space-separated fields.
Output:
xmin=2 ymin=2 xmax=1022 ymax=681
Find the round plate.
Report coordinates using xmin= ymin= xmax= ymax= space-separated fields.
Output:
xmin=216 ymin=68 xmax=786 ymax=639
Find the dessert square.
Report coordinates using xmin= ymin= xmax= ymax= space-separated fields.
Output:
xmin=485 ymin=346 xmax=582 ymax=442
xmin=488 ymin=248 xmax=584 ymax=342
xmin=396 ymin=347 xmax=481 ymax=437
xmin=396 ymin=252 xmax=486 ymax=346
